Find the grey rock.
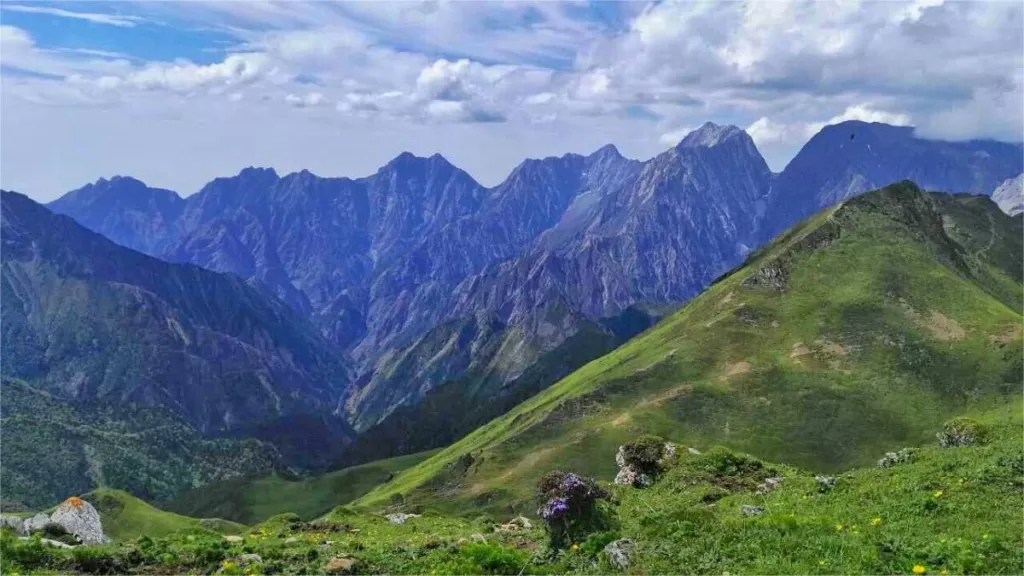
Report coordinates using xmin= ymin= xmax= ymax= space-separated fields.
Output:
xmin=755 ymin=477 xmax=783 ymax=496
xmin=992 ymin=173 xmax=1024 ymax=216
xmin=0 ymin=515 xmax=26 ymax=536
xmin=24 ymin=513 xmax=51 ymax=533
xmin=386 ymin=512 xmax=421 ymax=525
xmin=238 ymin=554 xmax=263 ymax=565
xmin=877 ymin=448 xmax=915 ymax=468
xmin=603 ymin=538 xmax=635 ymax=569
xmin=49 ymin=497 xmax=109 ymax=545
xmin=284 ymin=537 xmax=299 ymax=545
xmin=687 ymin=447 xmax=702 ymax=455
xmin=741 ymin=505 xmax=764 ymax=517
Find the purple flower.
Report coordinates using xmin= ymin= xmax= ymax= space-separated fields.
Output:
xmin=539 ymin=497 xmax=569 ymax=519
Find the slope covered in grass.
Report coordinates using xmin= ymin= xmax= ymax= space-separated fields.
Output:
xmin=83 ymin=489 xmax=243 ymax=541
xmin=355 ymin=182 xmax=1023 ymax=516
xmin=4 ymin=401 xmax=1020 ymax=574
xmin=165 ymin=450 xmax=437 ymax=524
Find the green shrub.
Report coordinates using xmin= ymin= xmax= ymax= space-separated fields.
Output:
xmin=938 ymin=418 xmax=989 ymax=447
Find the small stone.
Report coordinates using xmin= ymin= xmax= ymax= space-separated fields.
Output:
xmin=687 ymin=447 xmax=702 ymax=455
xmin=284 ymin=536 xmax=299 ymax=545
xmin=741 ymin=505 xmax=764 ymax=517
xmin=815 ymin=475 xmax=836 ymax=493
xmin=0 ymin=515 xmax=27 ymax=536
xmin=223 ymin=535 xmax=244 ymax=543
xmin=508 ymin=516 xmax=532 ymax=529
xmin=386 ymin=512 xmax=421 ymax=525
xmin=325 ymin=555 xmax=358 ymax=574
xmin=604 ymin=538 xmax=635 ymax=569
xmin=755 ymin=477 xmax=783 ymax=495
xmin=238 ymin=554 xmax=262 ymax=565
xmin=456 ymin=537 xmax=469 ymax=545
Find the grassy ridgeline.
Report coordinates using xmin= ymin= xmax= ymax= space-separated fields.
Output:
xmin=355 ymin=184 xmax=1023 ymax=516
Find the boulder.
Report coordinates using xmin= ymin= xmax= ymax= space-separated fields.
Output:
xmin=937 ymin=418 xmax=987 ymax=448
xmin=325 ymin=555 xmax=358 ymax=574
xmin=687 ymin=447 xmax=701 ymax=455
xmin=24 ymin=513 xmax=50 ymax=533
xmin=49 ymin=497 xmax=109 ymax=545
xmin=223 ymin=535 xmax=244 ymax=543
xmin=604 ymin=538 xmax=635 ymax=569
xmin=0 ymin=515 xmax=26 ymax=536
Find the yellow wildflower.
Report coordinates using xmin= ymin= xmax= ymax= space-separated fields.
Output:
xmin=818 ymin=561 xmax=826 ymax=566
xmin=570 ymin=543 xmax=579 ymax=551
xmin=933 ymin=490 xmax=943 ymax=498
xmin=982 ymin=534 xmax=989 ymax=540
xmin=871 ymin=518 xmax=882 ymax=527
xmin=835 ymin=524 xmax=843 ymax=532
xmin=913 ymin=565 xmax=927 ymax=574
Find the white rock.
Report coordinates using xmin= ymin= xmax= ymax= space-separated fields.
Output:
xmin=49 ymin=497 xmax=109 ymax=545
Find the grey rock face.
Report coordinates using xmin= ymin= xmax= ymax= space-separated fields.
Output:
xmin=992 ymin=174 xmax=1024 ymax=216
xmin=755 ymin=477 xmax=783 ymax=495
xmin=604 ymin=538 xmax=635 ymax=569
xmin=0 ymin=515 xmax=27 ymax=536
xmin=49 ymin=497 xmax=109 ymax=545
xmin=815 ymin=475 xmax=837 ymax=493
xmin=24 ymin=513 xmax=50 ymax=533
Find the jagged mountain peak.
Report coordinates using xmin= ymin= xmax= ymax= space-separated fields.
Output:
xmin=678 ymin=121 xmax=746 ymax=148
xmin=588 ymin=143 xmax=623 ymax=160
xmin=382 ymin=150 xmax=457 ymax=173
xmin=236 ymin=166 xmax=280 ymax=179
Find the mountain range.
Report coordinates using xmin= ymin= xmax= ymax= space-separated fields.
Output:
xmin=46 ymin=121 xmax=1022 ymax=427
xmin=6 ymin=120 xmax=1021 ymax=504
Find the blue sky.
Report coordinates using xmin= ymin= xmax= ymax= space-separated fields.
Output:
xmin=1 ymin=0 xmax=1021 ymax=200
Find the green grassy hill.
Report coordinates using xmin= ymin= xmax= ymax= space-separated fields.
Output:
xmin=5 ymin=401 xmax=1020 ymax=574
xmin=164 ymin=450 xmax=437 ymax=524
xmin=354 ymin=183 xmax=1023 ymax=516
xmin=83 ymin=489 xmax=244 ymax=541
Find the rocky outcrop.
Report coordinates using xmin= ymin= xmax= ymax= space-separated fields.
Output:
xmin=49 ymin=497 xmax=110 ymax=545
xmin=0 ymin=515 xmax=26 ymax=535
xmin=992 ymin=174 xmax=1024 ymax=216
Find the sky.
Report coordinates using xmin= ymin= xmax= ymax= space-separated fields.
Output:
xmin=1 ymin=0 xmax=1022 ymax=201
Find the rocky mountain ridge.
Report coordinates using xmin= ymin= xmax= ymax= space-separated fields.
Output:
xmin=44 ymin=121 xmax=1024 ymax=431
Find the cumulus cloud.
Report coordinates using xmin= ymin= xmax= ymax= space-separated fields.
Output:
xmin=2 ymin=0 xmax=1022 ymax=197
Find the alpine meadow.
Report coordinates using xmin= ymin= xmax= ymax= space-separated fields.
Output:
xmin=1 ymin=1 xmax=1022 ymax=575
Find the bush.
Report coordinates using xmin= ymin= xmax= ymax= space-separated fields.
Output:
xmin=620 ymin=436 xmax=670 ymax=476
xmin=937 ymin=418 xmax=988 ymax=447
xmin=536 ymin=471 xmax=609 ymax=549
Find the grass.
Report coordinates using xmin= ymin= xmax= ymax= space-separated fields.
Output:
xmin=353 ymin=184 xmax=1023 ymax=517
xmin=83 ymin=489 xmax=244 ymax=541
xmin=164 ymin=451 xmax=438 ymax=524
xmin=3 ymin=400 xmax=1020 ymax=574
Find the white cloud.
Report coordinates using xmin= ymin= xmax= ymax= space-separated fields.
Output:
xmin=1 ymin=5 xmax=147 ymax=27
xmin=1 ymin=0 xmax=1021 ymax=198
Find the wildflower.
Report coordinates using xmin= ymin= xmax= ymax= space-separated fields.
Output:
xmin=913 ymin=565 xmax=927 ymax=574
xmin=982 ymin=534 xmax=989 ymax=540
xmin=835 ymin=524 xmax=843 ymax=532
xmin=570 ymin=543 xmax=579 ymax=551
xmin=871 ymin=518 xmax=882 ymax=527
xmin=818 ymin=561 xmax=826 ymax=566
xmin=932 ymin=490 xmax=943 ymax=498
